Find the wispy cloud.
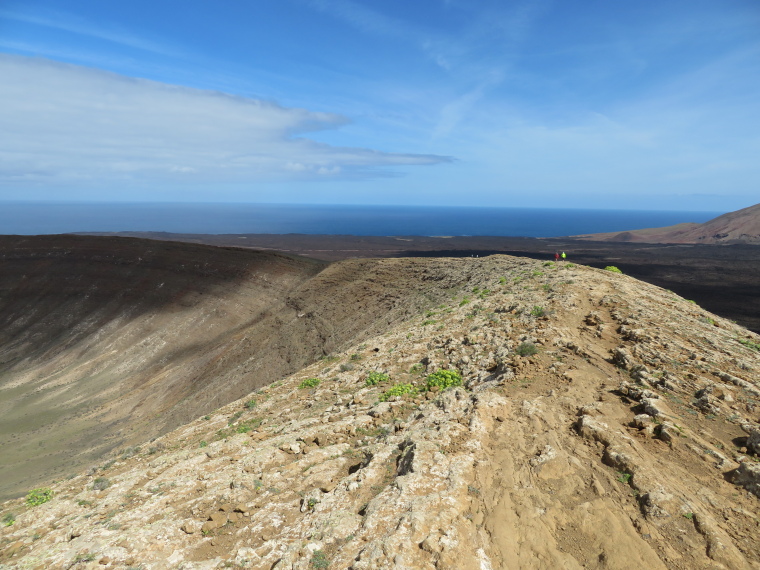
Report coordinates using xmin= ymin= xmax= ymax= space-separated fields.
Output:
xmin=0 ymin=55 xmax=451 ymax=196
xmin=0 ymin=7 xmax=180 ymax=57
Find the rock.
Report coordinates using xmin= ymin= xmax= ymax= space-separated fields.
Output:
xmin=369 ymin=402 xmax=391 ymax=417
xmin=631 ymin=414 xmax=652 ymax=429
xmin=729 ymin=461 xmax=760 ymax=497
xmin=180 ymin=520 xmax=201 ymax=534
xmin=742 ymin=424 xmax=760 ymax=455
xmin=611 ymin=347 xmax=634 ymax=369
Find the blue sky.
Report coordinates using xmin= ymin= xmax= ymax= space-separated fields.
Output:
xmin=1 ymin=0 xmax=759 ymax=211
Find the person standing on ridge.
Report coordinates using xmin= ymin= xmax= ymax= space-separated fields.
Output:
xmin=561 ymin=251 xmax=567 ymax=260
xmin=554 ymin=252 xmax=560 ymax=262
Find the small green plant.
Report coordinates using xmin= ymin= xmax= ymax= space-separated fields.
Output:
xmin=350 ymin=353 xmax=362 ymax=361
xmin=515 ymin=342 xmax=538 ymax=357
xmin=74 ymin=552 xmax=96 ymax=563
xmin=380 ymin=383 xmax=419 ymax=402
xmin=365 ymin=371 xmax=389 ymax=386
xmin=227 ymin=411 xmax=244 ymax=425
xmin=92 ymin=477 xmax=111 ymax=491
xmin=77 ymin=499 xmax=94 ymax=507
xmin=203 ymin=415 xmax=211 ymax=420
xmin=2 ymin=513 xmax=15 ymax=527
xmin=604 ymin=266 xmax=623 ymax=274
xmin=543 ymin=261 xmax=555 ymax=267
xmin=339 ymin=363 xmax=355 ymax=372
xmin=617 ymin=472 xmax=632 ymax=484
xmin=299 ymin=377 xmax=321 ymax=389
xmin=683 ymin=512 xmax=694 ymax=520
xmin=422 ymin=319 xmax=436 ymax=326
xmin=532 ymin=270 xmax=544 ymax=277
xmin=499 ymin=277 xmax=507 ymax=284
xmin=738 ymin=338 xmax=760 ymax=352
xmin=459 ymin=296 xmax=471 ymax=306
xmin=409 ymin=363 xmax=425 ymax=374
xmin=245 ymin=399 xmax=257 ymax=409
xmin=200 ymin=440 xmax=208 ymax=448
xmin=311 ymin=549 xmax=329 ymax=568
xmin=307 ymin=497 xmax=319 ymax=510
xmin=236 ymin=418 xmax=262 ymax=433
xmin=564 ymin=262 xmax=576 ymax=268
xmin=425 ymin=369 xmax=462 ymax=391
xmin=26 ymin=488 xmax=53 ymax=506
xmin=530 ymin=306 xmax=546 ymax=317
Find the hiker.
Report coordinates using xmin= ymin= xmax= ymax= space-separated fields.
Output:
xmin=561 ymin=251 xmax=567 ymax=260
xmin=554 ymin=252 xmax=560 ymax=262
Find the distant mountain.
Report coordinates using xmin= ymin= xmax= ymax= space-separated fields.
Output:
xmin=573 ymin=202 xmax=760 ymax=244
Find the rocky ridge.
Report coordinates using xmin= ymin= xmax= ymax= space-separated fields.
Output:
xmin=1 ymin=255 xmax=759 ymax=569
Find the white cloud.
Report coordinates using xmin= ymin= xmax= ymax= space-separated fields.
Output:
xmin=0 ymin=55 xmax=451 ymax=195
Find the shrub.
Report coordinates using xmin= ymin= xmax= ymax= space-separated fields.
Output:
xmin=26 ymin=488 xmax=53 ymax=506
xmin=245 ymin=399 xmax=257 ymax=409
xmin=425 ymin=369 xmax=462 ymax=391
xmin=564 ymin=262 xmax=576 ymax=268
xmin=92 ymin=477 xmax=111 ymax=491
xmin=298 ymin=378 xmax=321 ymax=389
xmin=311 ymin=550 xmax=329 ymax=568
xmin=365 ymin=371 xmax=389 ymax=386
xmin=380 ymin=383 xmax=419 ymax=402
xmin=2 ymin=513 xmax=15 ymax=527
xmin=604 ymin=266 xmax=623 ymax=274
xmin=422 ymin=319 xmax=436 ymax=326
xmin=199 ymin=440 xmax=208 ymax=448
xmin=515 ymin=342 xmax=538 ymax=357
xmin=409 ymin=363 xmax=425 ymax=374
xmin=530 ymin=306 xmax=546 ymax=317
xmin=459 ymin=297 xmax=471 ymax=306
xmin=339 ymin=363 xmax=355 ymax=372
xmin=350 ymin=353 xmax=362 ymax=361
xmin=543 ymin=261 xmax=555 ymax=267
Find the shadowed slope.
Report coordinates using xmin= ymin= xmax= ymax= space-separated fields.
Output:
xmin=0 ymin=237 xmax=489 ymax=501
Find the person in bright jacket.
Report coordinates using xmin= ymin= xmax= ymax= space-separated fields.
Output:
xmin=561 ymin=251 xmax=567 ymax=260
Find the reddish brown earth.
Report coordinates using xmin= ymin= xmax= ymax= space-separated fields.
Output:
xmin=573 ymin=202 xmax=760 ymax=245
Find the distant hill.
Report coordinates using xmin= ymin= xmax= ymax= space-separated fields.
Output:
xmin=573 ymin=202 xmax=760 ymax=244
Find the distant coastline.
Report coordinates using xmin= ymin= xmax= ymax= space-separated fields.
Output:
xmin=0 ymin=202 xmax=721 ymax=237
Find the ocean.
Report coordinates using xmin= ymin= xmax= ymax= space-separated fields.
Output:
xmin=0 ymin=202 xmax=721 ymax=237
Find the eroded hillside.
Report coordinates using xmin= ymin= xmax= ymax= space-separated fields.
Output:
xmin=1 ymin=256 xmax=758 ymax=569
xmin=0 ymin=237 xmax=483 ymax=501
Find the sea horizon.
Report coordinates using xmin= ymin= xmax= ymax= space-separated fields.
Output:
xmin=0 ymin=202 xmax=723 ymax=238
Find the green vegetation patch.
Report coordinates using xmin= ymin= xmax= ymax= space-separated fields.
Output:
xmin=380 ymin=383 xmax=419 ymax=402
xmin=604 ymin=266 xmax=623 ymax=274
xmin=2 ymin=513 xmax=15 ymax=526
xmin=738 ymin=339 xmax=760 ymax=352
xmin=92 ymin=477 xmax=111 ymax=491
xmin=365 ymin=371 xmax=389 ymax=386
xmin=530 ymin=306 xmax=546 ymax=317
xmin=425 ymin=369 xmax=462 ymax=391
xmin=515 ymin=342 xmax=538 ymax=357
xmin=299 ymin=377 xmax=321 ymax=389
xmin=26 ymin=487 xmax=53 ymax=506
